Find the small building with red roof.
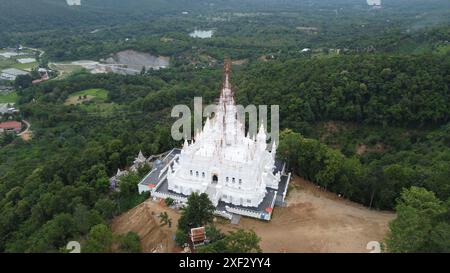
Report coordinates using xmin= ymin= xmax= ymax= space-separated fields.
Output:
xmin=0 ymin=121 xmax=22 ymax=134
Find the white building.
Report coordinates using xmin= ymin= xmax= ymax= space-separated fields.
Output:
xmin=109 ymin=168 xmax=129 ymax=189
xmin=130 ymin=150 xmax=147 ymax=172
xmin=300 ymin=48 xmax=311 ymax=53
xmin=367 ymin=0 xmax=382 ymax=7
xmin=138 ymin=61 xmax=291 ymax=221
xmin=66 ymin=0 xmax=81 ymax=6
xmin=167 ymin=63 xmax=281 ymax=208
xmin=0 ymin=52 xmax=21 ymax=58
xmin=109 ymin=150 xmax=150 ymax=189
xmin=17 ymin=58 xmax=36 ymax=64
xmin=0 ymin=68 xmax=29 ymax=81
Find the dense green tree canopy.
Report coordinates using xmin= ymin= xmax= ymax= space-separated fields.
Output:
xmin=178 ymin=192 xmax=216 ymax=233
xmin=386 ymin=187 xmax=450 ymax=253
xmin=198 ymin=229 xmax=262 ymax=253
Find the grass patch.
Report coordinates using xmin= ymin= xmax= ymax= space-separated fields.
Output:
xmin=71 ymin=88 xmax=108 ymax=100
xmin=65 ymin=88 xmax=118 ymax=117
xmin=11 ymin=62 xmax=38 ymax=71
xmin=0 ymin=58 xmax=16 ymax=70
xmin=0 ymin=92 xmax=17 ymax=103
xmin=65 ymin=88 xmax=108 ymax=105
xmin=79 ymin=102 xmax=121 ymax=117
xmin=435 ymin=44 xmax=450 ymax=55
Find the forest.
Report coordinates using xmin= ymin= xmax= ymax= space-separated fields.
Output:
xmin=0 ymin=0 xmax=449 ymax=253
xmin=1 ymin=51 xmax=449 ymax=251
xmin=1 ymin=0 xmax=450 ymax=62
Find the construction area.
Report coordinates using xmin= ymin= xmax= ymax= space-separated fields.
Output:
xmin=112 ymin=175 xmax=395 ymax=253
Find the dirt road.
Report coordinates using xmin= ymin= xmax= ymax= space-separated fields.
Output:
xmin=18 ymin=119 xmax=32 ymax=141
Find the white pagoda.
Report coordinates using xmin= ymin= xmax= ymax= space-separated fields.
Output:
xmin=166 ymin=62 xmax=282 ymax=208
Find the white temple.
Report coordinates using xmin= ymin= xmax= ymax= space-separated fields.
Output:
xmin=166 ymin=62 xmax=282 ymax=208
xmin=137 ymin=61 xmax=290 ymax=221
xmin=110 ymin=150 xmax=148 ymax=189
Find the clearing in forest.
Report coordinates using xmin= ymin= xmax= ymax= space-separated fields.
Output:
xmin=217 ymin=176 xmax=395 ymax=253
xmin=64 ymin=88 xmax=108 ymax=105
xmin=112 ymin=175 xmax=395 ymax=253
xmin=0 ymin=91 xmax=17 ymax=103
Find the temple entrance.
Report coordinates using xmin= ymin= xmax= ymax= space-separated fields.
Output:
xmin=212 ymin=174 xmax=218 ymax=184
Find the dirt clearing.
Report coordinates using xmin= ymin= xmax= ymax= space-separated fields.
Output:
xmin=112 ymin=176 xmax=395 ymax=253
xmin=111 ymin=200 xmax=180 ymax=253
xmin=218 ymin=176 xmax=395 ymax=253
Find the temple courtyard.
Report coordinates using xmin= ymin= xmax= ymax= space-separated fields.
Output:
xmin=112 ymin=175 xmax=395 ymax=253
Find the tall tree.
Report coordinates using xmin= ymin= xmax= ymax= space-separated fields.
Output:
xmin=118 ymin=232 xmax=141 ymax=253
xmin=83 ymin=224 xmax=113 ymax=253
xmin=198 ymin=229 xmax=262 ymax=253
xmin=177 ymin=192 xmax=215 ymax=233
xmin=386 ymin=187 xmax=450 ymax=253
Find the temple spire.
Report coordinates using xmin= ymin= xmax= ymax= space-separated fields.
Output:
xmin=258 ymin=123 xmax=265 ymax=134
xmin=138 ymin=150 xmax=145 ymax=160
xmin=271 ymin=141 xmax=277 ymax=159
xmin=220 ymin=59 xmax=234 ymax=103
xmin=257 ymin=123 xmax=267 ymax=150
xmin=223 ymin=59 xmax=232 ymax=89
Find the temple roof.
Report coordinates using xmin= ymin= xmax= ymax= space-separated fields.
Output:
xmin=180 ymin=60 xmax=272 ymax=166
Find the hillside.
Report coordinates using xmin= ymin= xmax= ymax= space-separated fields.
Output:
xmin=110 ymin=176 xmax=395 ymax=253
xmin=112 ymin=201 xmax=177 ymax=253
xmin=1 ymin=51 xmax=449 ymax=252
xmin=0 ymin=0 xmax=449 ymax=254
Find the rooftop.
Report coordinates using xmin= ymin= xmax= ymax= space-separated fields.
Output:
xmin=190 ymin=227 xmax=206 ymax=244
xmin=0 ymin=121 xmax=21 ymax=129
xmin=17 ymin=58 xmax=36 ymax=64
xmin=139 ymin=148 xmax=181 ymax=188
xmin=1 ymin=68 xmax=29 ymax=76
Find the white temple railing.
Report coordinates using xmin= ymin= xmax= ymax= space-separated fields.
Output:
xmin=152 ymin=191 xmax=188 ymax=203
xmin=225 ymin=206 xmax=267 ymax=220
xmin=214 ymin=210 xmax=233 ymax=220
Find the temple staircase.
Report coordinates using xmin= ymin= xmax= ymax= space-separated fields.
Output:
xmin=205 ymin=184 xmax=219 ymax=206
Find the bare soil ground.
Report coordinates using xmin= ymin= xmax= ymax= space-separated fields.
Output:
xmin=112 ymin=176 xmax=395 ymax=253
xmin=20 ymin=131 xmax=32 ymax=141
xmin=218 ymin=176 xmax=395 ymax=253
xmin=111 ymin=200 xmax=181 ymax=253
xmin=232 ymin=59 xmax=248 ymax=65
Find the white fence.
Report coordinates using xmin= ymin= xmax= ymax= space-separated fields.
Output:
xmin=225 ymin=206 xmax=269 ymax=220
xmin=214 ymin=210 xmax=233 ymax=220
xmin=152 ymin=191 xmax=188 ymax=203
